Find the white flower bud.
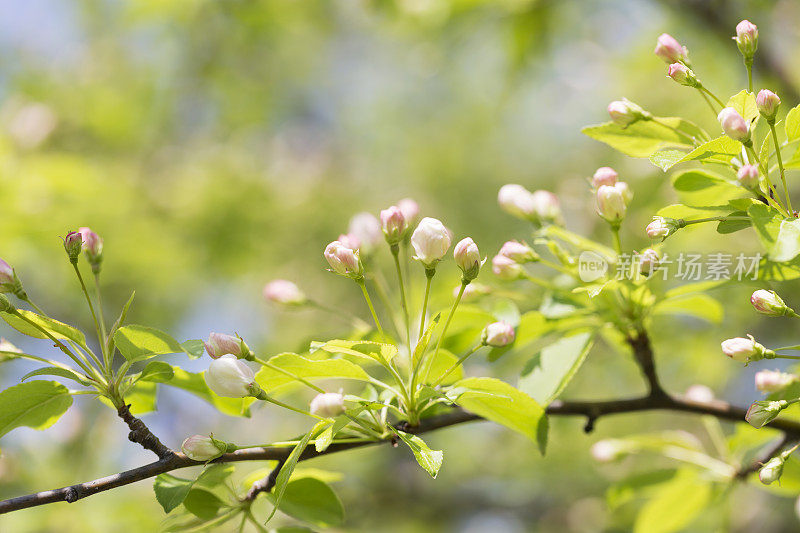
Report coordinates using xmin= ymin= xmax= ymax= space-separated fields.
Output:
xmin=454 ymin=237 xmax=483 ymax=281
xmin=756 ymin=89 xmax=780 ymax=121
xmin=492 ymin=254 xmax=523 ymax=280
xmin=596 ymin=184 xmax=627 ymax=223
xmin=78 ymin=226 xmax=103 ymax=272
xmin=638 ymin=248 xmax=660 ymax=277
xmin=499 ymin=241 xmax=538 ymax=263
xmin=411 ymin=217 xmax=451 ymax=268
xmin=721 ymin=335 xmax=773 ymax=364
xmin=181 ymin=435 xmax=227 ymax=461
xmin=204 ymin=332 xmax=249 ymax=359
xmin=735 ymin=20 xmax=758 ymax=59
xmin=309 ymin=392 xmax=345 ymax=418
xmin=324 ymin=240 xmax=363 ymax=278
xmin=750 ymin=289 xmax=793 ymax=317
xmin=718 ymin=107 xmax=750 ymax=142
xmin=667 ymin=63 xmax=698 ymax=87
xmin=482 ymin=321 xmax=515 ymax=347
xmin=497 ymin=184 xmax=536 ymax=220
xmin=684 ymin=384 xmax=714 ymax=403
xmin=530 ymin=190 xmax=562 ymax=225
xmin=397 ymin=198 xmax=420 ymax=227
xmin=337 ymin=233 xmax=361 ymax=251
xmin=607 ymin=100 xmax=648 ymax=127
xmin=755 ymin=370 xmax=796 ymax=394
xmin=737 ymin=165 xmax=759 ymax=188
xmin=204 ymin=354 xmax=259 ymax=398
xmin=263 ymin=279 xmax=307 ymax=306
xmin=759 ymin=456 xmax=784 ymax=485
xmin=646 ymin=216 xmax=681 ymax=240
xmin=0 ymin=259 xmax=15 ymax=289
xmin=591 ymin=167 xmax=618 ymax=188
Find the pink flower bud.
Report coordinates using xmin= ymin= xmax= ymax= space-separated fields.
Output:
xmin=397 ymin=198 xmax=420 ymax=227
xmin=750 ymin=289 xmax=792 ymax=316
xmin=645 ymin=216 xmax=681 ymax=240
xmin=337 ymin=233 xmax=361 ymax=251
xmin=309 ymin=392 xmax=345 ymax=418
xmin=531 ymin=190 xmax=562 ymax=224
xmin=667 ymin=63 xmax=697 ymax=86
xmin=497 ymin=184 xmax=536 ymax=220
xmin=347 ymin=213 xmax=382 ymax=255
xmin=756 ymin=89 xmax=780 ymax=120
xmin=380 ymin=206 xmax=407 ymax=245
xmin=596 ymin=184 xmax=627 ymax=222
xmin=638 ymin=248 xmax=660 ymax=277
xmin=492 ymin=254 xmax=523 ymax=280
xmin=454 ymin=237 xmax=483 ymax=281
xmin=737 ymin=165 xmax=759 ymax=188
xmin=0 ymin=259 xmax=14 ymax=285
xmin=608 ymin=100 xmax=648 ymax=127
xmin=684 ymin=384 xmax=714 ymax=403
xmin=718 ymin=107 xmax=749 ymax=142
xmin=735 ymin=20 xmax=758 ymax=58
xmin=181 ymin=435 xmax=227 ymax=461
xmin=204 ymin=354 xmax=259 ymax=398
xmin=721 ymin=335 xmax=772 ymax=364
xmin=78 ymin=227 xmax=103 ymax=257
xmin=204 ymin=332 xmax=250 ymax=359
xmin=410 ymin=217 xmax=451 ymax=268
xmin=654 ymin=33 xmax=687 ymax=63
xmin=263 ymin=279 xmax=306 ymax=306
xmin=499 ymin=241 xmax=538 ymax=263
xmin=64 ymin=231 xmax=83 ymax=263
xmin=759 ymin=456 xmax=784 ymax=485
xmin=482 ymin=321 xmax=515 ymax=347
xmin=591 ymin=167 xmax=618 ymax=188
xmin=755 ymin=370 xmax=796 ymax=394
xmin=324 ymin=240 xmax=363 ymax=278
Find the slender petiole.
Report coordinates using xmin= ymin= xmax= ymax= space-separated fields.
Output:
xmin=356 ymin=279 xmax=385 ymax=339
xmin=253 ymin=356 xmax=325 ymax=393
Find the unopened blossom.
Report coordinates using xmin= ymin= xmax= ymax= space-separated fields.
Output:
xmin=684 ymin=384 xmax=714 ymax=403
xmin=380 ymin=206 xmax=407 ymax=245
xmin=263 ymin=279 xmax=306 ymax=306
xmin=204 ymin=332 xmax=250 ymax=359
xmin=324 ymin=240 xmax=363 ymax=278
xmin=638 ymin=248 xmax=660 ymax=277
xmin=667 ymin=63 xmax=698 ymax=87
xmin=654 ymin=33 xmax=688 ymax=64
xmin=338 ymin=233 xmax=361 ymax=251
xmin=614 ymin=182 xmax=633 ymax=204
xmin=78 ymin=227 xmax=103 ymax=259
xmin=499 ymin=241 xmax=538 ymax=263
xmin=756 ymin=89 xmax=780 ymax=121
xmin=596 ymin=184 xmax=627 ymax=223
xmin=182 ymin=435 xmax=227 ymax=461
xmin=607 ymin=100 xmax=648 ymax=127
xmin=530 ymin=190 xmax=562 ymax=224
xmin=721 ymin=335 xmax=774 ymax=364
xmin=482 ymin=321 xmax=515 ymax=347
xmin=498 ymin=184 xmax=536 ymax=220
xmin=0 ymin=259 xmax=14 ymax=287
xmin=309 ymin=392 xmax=345 ymax=418
xmin=591 ymin=167 xmax=618 ymax=188
xmin=750 ymin=289 xmax=794 ymax=317
xmin=746 ymin=399 xmax=788 ymax=429
xmin=755 ymin=370 xmax=796 ymax=394
xmin=205 ymin=355 xmax=260 ymax=398
xmin=646 ymin=216 xmax=681 ymax=240
xmin=397 ymin=198 xmax=420 ymax=228
xmin=492 ymin=254 xmax=523 ymax=280
xmin=347 ymin=213 xmax=382 ymax=255
xmin=454 ymin=237 xmax=483 ymax=282
xmin=735 ymin=20 xmax=758 ymax=58
xmin=411 ymin=217 xmax=451 ymax=268
xmin=759 ymin=456 xmax=784 ymax=485
xmin=64 ymin=231 xmax=82 ymax=263
xmin=737 ymin=165 xmax=759 ymax=188
xmin=718 ymin=107 xmax=749 ymax=142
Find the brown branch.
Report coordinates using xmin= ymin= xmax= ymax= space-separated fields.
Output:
xmin=117 ymin=404 xmax=174 ymax=460
xmin=243 ymin=459 xmax=284 ymax=502
xmin=735 ymin=434 xmax=794 ymax=479
xmin=627 ymin=330 xmax=666 ymax=398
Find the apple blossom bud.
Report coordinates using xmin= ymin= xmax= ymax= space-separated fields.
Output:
xmin=0 ymin=260 xmax=14 ymax=286
xmin=380 ymin=206 xmax=407 ymax=245
xmin=204 ymin=354 xmax=260 ymax=398
xmin=347 ymin=213 xmax=382 ymax=255
xmin=531 ymin=190 xmax=563 ymax=225
xmin=721 ymin=335 xmax=774 ymax=364
xmin=78 ymin=227 xmax=103 ymax=273
xmin=337 ymin=233 xmax=360 ymax=251
xmin=498 ymin=184 xmax=536 ymax=220
xmin=454 ymin=282 xmax=490 ymax=301
xmin=646 ymin=216 xmax=682 ymax=240
xmin=596 ymin=184 xmax=627 ymax=223
xmin=667 ymin=63 xmax=698 ymax=87
xmin=591 ymin=439 xmax=624 ymax=462
xmin=638 ymin=248 xmax=660 ymax=277
xmin=718 ymin=107 xmax=750 ymax=142
xmin=309 ymin=392 xmax=345 ymax=418
xmin=654 ymin=33 xmax=688 ymax=64
xmin=756 ymin=89 xmax=780 ymax=121
xmin=755 ymin=370 xmax=796 ymax=394
xmin=0 ymin=294 xmax=13 ymax=313
xmin=499 ymin=241 xmax=538 ymax=263
xmin=759 ymin=456 xmax=784 ymax=485
xmin=63 ymin=231 xmax=82 ymax=264
xmin=734 ymin=20 xmax=758 ymax=59
xmin=204 ymin=332 xmax=251 ymax=359
xmin=684 ymin=384 xmax=714 ymax=403
xmin=324 ymin=240 xmax=363 ymax=279
xmin=492 ymin=254 xmax=523 ymax=280
xmin=591 ymin=167 xmax=618 ymax=188
xmin=746 ymin=399 xmax=788 ymax=429
xmin=181 ymin=435 xmax=227 ymax=461
xmin=481 ymin=321 xmax=515 ymax=347
xmin=607 ymin=100 xmax=649 ymax=127
xmin=614 ymin=182 xmax=633 ymax=205
xmin=737 ymin=165 xmax=759 ymax=188
xmin=411 ymin=217 xmax=451 ymax=269
xmin=453 ymin=237 xmax=483 ymax=282
xmin=397 ymin=198 xmax=420 ymax=228
xmin=750 ymin=289 xmax=794 ymax=317
xmin=263 ymin=279 xmax=306 ymax=306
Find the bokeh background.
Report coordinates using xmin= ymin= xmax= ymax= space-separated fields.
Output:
xmin=2 ymin=0 xmax=800 ymax=531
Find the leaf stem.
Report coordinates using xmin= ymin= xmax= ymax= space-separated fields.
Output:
xmin=71 ymin=264 xmax=108 ymax=375
xmin=253 ymin=356 xmax=325 ymax=393
xmin=697 ymin=88 xmax=718 ymax=116
xmin=255 ymin=392 xmax=325 ymax=420
xmin=419 ymin=281 xmax=467 ymax=390
xmin=769 ymin=121 xmax=794 ymax=215
xmin=356 ymin=279 xmax=385 ymax=339
xmin=418 ymin=269 xmax=434 ymax=341
xmin=391 ymin=245 xmax=412 ymax=352
xmin=432 ymin=343 xmax=483 ymax=387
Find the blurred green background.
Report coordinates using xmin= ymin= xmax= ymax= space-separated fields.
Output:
xmin=2 ymin=0 xmax=800 ymax=531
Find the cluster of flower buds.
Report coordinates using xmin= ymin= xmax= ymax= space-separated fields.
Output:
xmin=204 ymin=332 xmax=252 ymax=360
xmin=481 ymin=321 xmax=515 ymax=347
xmin=0 ymin=259 xmax=26 ymax=299
xmin=750 ymin=289 xmax=795 ymax=317
xmin=734 ymin=20 xmax=758 ymax=60
xmin=756 ymin=89 xmax=780 ymax=122
xmin=324 ymin=240 xmax=364 ymax=280
xmin=492 ymin=241 xmax=538 ymax=281
xmin=454 ymin=237 xmax=484 ymax=283
xmin=607 ymin=99 xmax=651 ymax=128
xmin=755 ymin=369 xmax=797 ymax=394
xmin=205 ymin=354 xmax=261 ymax=398
xmin=654 ymin=33 xmax=689 ymax=64
xmin=736 ymin=164 xmax=759 ymax=189
xmin=721 ymin=335 xmax=775 ymax=365
xmin=591 ymin=167 xmax=618 ymax=188
xmin=746 ymin=399 xmax=789 ymax=429
xmin=596 ymin=182 xmax=632 ymax=224
xmin=309 ymin=392 xmax=346 ymax=418
xmin=645 ymin=216 xmax=684 ymax=241
xmin=638 ymin=248 xmax=660 ymax=277
xmin=718 ymin=107 xmax=750 ymax=143
xmin=263 ymin=279 xmax=307 ymax=306
xmin=63 ymin=231 xmax=83 ymax=264
xmin=78 ymin=227 xmax=103 ymax=273
xmin=497 ymin=184 xmax=562 ymax=226
xmin=411 ymin=217 xmax=452 ymax=270
xmin=181 ymin=434 xmax=230 ymax=461
xmin=667 ymin=63 xmax=699 ymax=88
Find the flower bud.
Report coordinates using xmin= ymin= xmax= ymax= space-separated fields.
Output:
xmin=607 ymin=100 xmax=648 ymax=127
xmin=324 ymin=240 xmax=363 ymax=279
xmin=78 ymin=227 xmax=103 ymax=273
xmin=531 ymin=190 xmax=562 ymax=225
xmin=454 ymin=237 xmax=483 ymax=282
xmin=0 ymin=260 xmax=14 ymax=286
xmin=734 ymin=20 xmax=758 ymax=59
xmin=667 ymin=63 xmax=698 ymax=87
xmin=591 ymin=167 xmax=618 ymax=188
xmin=718 ymin=107 xmax=750 ymax=142
xmin=454 ymin=282 xmax=490 ymax=301
xmin=497 ymin=184 xmax=536 ymax=220
xmin=492 ymin=254 xmax=523 ymax=281
xmin=181 ymin=435 xmax=227 ymax=461
xmin=591 ymin=439 xmax=625 ymax=462
xmin=596 ymin=184 xmax=627 ymax=223
xmin=0 ymin=294 xmax=14 ymax=313
xmin=755 ymin=89 xmax=780 ymax=121
xmin=337 ymin=233 xmax=361 ymax=251
xmin=638 ymin=248 xmax=660 ymax=277
xmin=204 ymin=354 xmax=260 ymax=398
xmin=737 ymin=164 xmax=759 ymax=188
xmin=646 ymin=216 xmax=681 ymax=240
xmin=411 ymin=217 xmax=452 ymax=268
xmin=499 ymin=241 xmax=538 ymax=263
xmin=63 ymin=231 xmax=83 ymax=264
xmin=755 ymin=370 xmax=797 ymax=394
xmin=721 ymin=335 xmax=774 ymax=364
xmin=204 ymin=332 xmax=251 ymax=359
xmin=654 ymin=33 xmax=688 ymax=64
xmin=397 ymin=198 xmax=420 ymax=228
xmin=347 ymin=213 xmax=382 ymax=255
xmin=684 ymin=384 xmax=714 ymax=403
xmin=750 ymin=289 xmax=794 ymax=317
xmin=746 ymin=399 xmax=788 ymax=429
xmin=481 ymin=321 xmax=515 ymax=347
xmin=380 ymin=206 xmax=407 ymax=245
xmin=309 ymin=392 xmax=345 ymax=418
xmin=263 ymin=279 xmax=307 ymax=306
xmin=759 ymin=456 xmax=784 ymax=485
xmin=614 ymin=182 xmax=633 ymax=205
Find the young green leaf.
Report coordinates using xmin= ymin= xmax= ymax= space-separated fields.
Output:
xmin=1 ymin=310 xmax=87 ymax=347
xmin=266 ymin=477 xmax=344 ymax=528
xmin=412 ymin=313 xmax=440 ymax=367
xmin=139 ymin=361 xmax=175 ymax=383
xmin=653 ymin=294 xmax=723 ymax=324
xmin=310 ymin=340 xmax=398 ymax=365
xmin=727 ymin=90 xmax=758 ymax=123
xmin=182 ymin=488 xmax=226 ymax=520
xmin=180 ymin=339 xmax=205 ymax=359
xmin=106 ymin=290 xmax=135 ymax=356
xmin=114 ymin=325 xmax=183 ymax=362
xmin=785 ymin=103 xmax=800 ymax=142
xmin=769 ymin=218 xmax=800 ymax=262
xmin=582 ymin=117 xmax=693 ymax=158
xmin=21 ymin=367 xmax=92 ymax=387
xmin=0 ymin=381 xmax=73 ymax=438
xmin=255 ymin=353 xmax=370 ymax=394
xmin=518 ymin=332 xmax=594 ymax=405
xmin=392 ymin=429 xmax=443 ymax=478
xmin=153 ymin=474 xmax=194 ymax=514
xmin=633 ymin=469 xmax=711 ymax=533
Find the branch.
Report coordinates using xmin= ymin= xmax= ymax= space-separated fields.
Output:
xmin=117 ymin=403 xmax=175 ymax=460
xmin=4 ymin=392 xmax=799 ymax=514
xmin=627 ymin=330 xmax=666 ymax=399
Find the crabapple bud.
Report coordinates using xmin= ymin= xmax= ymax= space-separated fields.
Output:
xmin=746 ymin=399 xmax=788 ymax=429
xmin=667 ymin=63 xmax=698 ymax=87
xmin=645 ymin=216 xmax=681 ymax=240
xmin=735 ymin=20 xmax=758 ymax=59
xmin=337 ymin=233 xmax=361 ymax=251
xmin=454 ymin=237 xmax=483 ymax=282
xmin=204 ymin=354 xmax=260 ymax=398
xmin=481 ymin=321 xmax=515 ymax=347
xmin=531 ymin=190 xmax=562 ymax=224
xmin=654 ymin=33 xmax=688 ymax=64
xmin=737 ymin=165 xmax=759 ymax=188
xmin=684 ymin=384 xmax=714 ymax=403
xmin=411 ymin=217 xmax=451 ymax=268
xmin=380 ymin=206 xmax=407 ymax=245
xmin=721 ymin=335 xmax=774 ymax=364
xmin=614 ymin=182 xmax=633 ymax=204
xmin=756 ymin=89 xmax=780 ymax=121
xmin=263 ymin=279 xmax=306 ymax=306
xmin=397 ymin=198 xmax=420 ymax=228
xmin=591 ymin=167 xmax=618 ymax=188
xmin=718 ymin=107 xmax=749 ymax=142
xmin=64 ymin=231 xmax=82 ymax=264
xmin=347 ymin=213 xmax=382 ymax=255
xmin=204 ymin=332 xmax=250 ymax=359
xmin=755 ymin=370 xmax=796 ymax=394
xmin=324 ymin=241 xmax=363 ymax=278
xmin=492 ymin=254 xmax=523 ymax=280
xmin=498 ymin=184 xmax=536 ymax=220
xmin=639 ymin=248 xmax=660 ymax=277
xmin=499 ymin=241 xmax=538 ymax=263
xmin=309 ymin=392 xmax=345 ymax=418
xmin=0 ymin=259 xmax=14 ymax=286
xmin=596 ymin=184 xmax=627 ymax=223
xmin=607 ymin=100 xmax=648 ymax=127
xmin=181 ymin=435 xmax=227 ymax=461
xmin=750 ymin=289 xmax=794 ymax=317
xmin=759 ymin=456 xmax=784 ymax=485
xmin=78 ymin=227 xmax=103 ymax=273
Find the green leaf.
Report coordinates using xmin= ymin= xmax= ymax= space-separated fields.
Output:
xmin=452 ymin=377 xmax=545 ymax=452
xmin=412 ymin=313 xmax=440 ymax=367
xmin=106 ymin=290 xmax=135 ymax=356
xmin=672 ymin=169 xmax=746 ymax=207
xmin=311 ymin=340 xmax=397 ymax=365
xmin=633 ymin=469 xmax=711 ymax=533
xmin=649 ymin=149 xmax=687 ymax=171
xmin=154 ymin=474 xmax=194 ymax=513
xmin=786 ymin=104 xmax=800 ymax=142
xmin=180 ymin=339 xmax=205 ymax=359
xmin=582 ymin=117 xmax=693 ymax=158
xmin=163 ymin=367 xmax=251 ymax=417
xmin=606 ymin=469 xmax=677 ymax=510
xmin=716 ymin=210 xmax=751 ymax=234
xmin=770 ymin=218 xmax=800 ymax=262
xmin=727 ymin=90 xmax=758 ymax=123
xmin=653 ymin=293 xmax=723 ymax=324
xmin=1 ymin=310 xmax=87 ymax=347
xmin=114 ymin=325 xmax=183 ymax=362
xmin=656 ymin=203 xmax=733 ymax=220
xmin=392 ymin=429 xmax=443 ymax=478
xmin=122 ymin=380 xmax=158 ymax=415
xmin=0 ymin=380 xmax=73 ymax=437
xmin=255 ymin=353 xmax=370 ymax=394
xmin=139 ymin=361 xmax=175 ymax=383
xmin=518 ymin=332 xmax=594 ymax=405
xmin=267 ymin=477 xmax=344 ymax=527
xmin=422 ymin=348 xmax=463 ymax=386
xmin=748 ymin=203 xmax=783 ymax=250
xmin=669 ymin=135 xmax=741 ymax=169
xmin=182 ymin=488 xmax=225 ymax=520
xmin=21 ymin=367 xmax=92 ymax=386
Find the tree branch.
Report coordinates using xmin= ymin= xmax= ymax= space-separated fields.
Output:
xmin=117 ymin=403 xmax=175 ymax=460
